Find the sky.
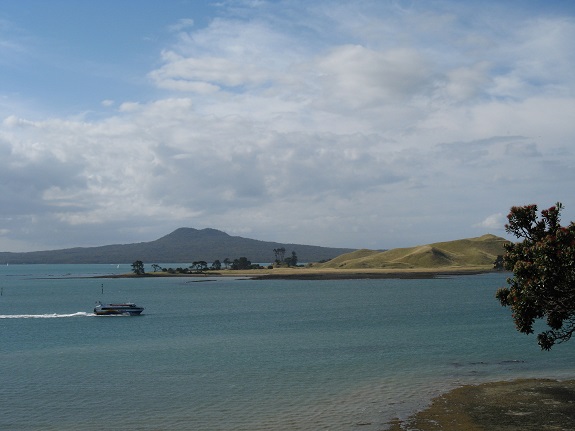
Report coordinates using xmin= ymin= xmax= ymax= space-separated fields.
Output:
xmin=1 ymin=0 xmax=575 ymax=253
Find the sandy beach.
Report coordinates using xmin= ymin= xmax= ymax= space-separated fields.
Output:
xmin=385 ymin=379 xmax=575 ymax=431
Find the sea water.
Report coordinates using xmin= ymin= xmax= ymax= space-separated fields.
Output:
xmin=0 ymin=265 xmax=573 ymax=431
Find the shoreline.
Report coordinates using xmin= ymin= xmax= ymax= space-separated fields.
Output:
xmin=385 ymin=378 xmax=575 ymax=431
xmin=92 ymin=267 xmax=498 ymax=280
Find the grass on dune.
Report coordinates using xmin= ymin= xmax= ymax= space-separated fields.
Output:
xmin=314 ymin=234 xmax=508 ymax=270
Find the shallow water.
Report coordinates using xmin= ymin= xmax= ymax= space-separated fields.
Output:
xmin=0 ymin=266 xmax=572 ymax=430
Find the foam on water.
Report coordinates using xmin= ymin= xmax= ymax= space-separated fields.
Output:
xmin=0 ymin=311 xmax=93 ymax=319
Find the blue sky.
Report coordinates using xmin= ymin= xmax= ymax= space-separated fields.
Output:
xmin=1 ymin=0 xmax=575 ymax=253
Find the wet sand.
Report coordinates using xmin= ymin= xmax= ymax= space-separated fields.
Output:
xmin=385 ymin=379 xmax=575 ymax=431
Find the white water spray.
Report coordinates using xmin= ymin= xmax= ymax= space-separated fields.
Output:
xmin=0 ymin=312 xmax=93 ymax=319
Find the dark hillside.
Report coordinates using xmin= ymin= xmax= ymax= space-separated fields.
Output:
xmin=0 ymin=228 xmax=355 ymax=264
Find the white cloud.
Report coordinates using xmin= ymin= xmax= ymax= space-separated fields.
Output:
xmin=168 ymin=18 xmax=195 ymax=33
xmin=313 ymin=45 xmax=431 ymax=109
xmin=444 ymin=61 xmax=491 ymax=101
xmin=1 ymin=1 xmax=575 ymax=251
xmin=475 ymin=213 xmax=506 ymax=231
xmin=118 ymin=102 xmax=141 ymax=112
xmin=150 ymin=52 xmax=271 ymax=92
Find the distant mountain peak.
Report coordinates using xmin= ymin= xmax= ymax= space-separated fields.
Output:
xmin=159 ymin=227 xmax=230 ymax=240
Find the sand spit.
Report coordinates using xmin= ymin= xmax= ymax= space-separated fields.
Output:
xmin=94 ymin=267 xmax=497 ymax=280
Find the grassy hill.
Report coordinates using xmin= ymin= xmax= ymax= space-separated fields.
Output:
xmin=313 ymin=234 xmax=508 ymax=270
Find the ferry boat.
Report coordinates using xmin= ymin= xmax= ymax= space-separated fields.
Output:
xmin=94 ymin=301 xmax=144 ymax=316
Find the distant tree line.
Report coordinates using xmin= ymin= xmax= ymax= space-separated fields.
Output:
xmin=131 ymin=249 xmax=299 ymax=275
xmin=273 ymin=248 xmax=298 ymax=267
xmin=152 ymin=257 xmax=264 ymax=273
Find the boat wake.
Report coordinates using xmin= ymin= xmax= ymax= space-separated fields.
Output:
xmin=0 ymin=312 xmax=94 ymax=319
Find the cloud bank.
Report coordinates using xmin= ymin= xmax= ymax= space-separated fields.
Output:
xmin=1 ymin=0 xmax=575 ymax=252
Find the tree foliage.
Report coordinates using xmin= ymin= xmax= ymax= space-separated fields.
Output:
xmin=273 ymin=247 xmax=286 ymax=263
xmin=191 ymin=261 xmax=208 ymax=273
xmin=496 ymin=202 xmax=575 ymax=350
xmin=493 ymin=255 xmax=504 ymax=270
xmin=286 ymin=251 xmax=298 ymax=267
xmin=131 ymin=260 xmax=145 ymax=275
xmin=232 ymin=257 xmax=252 ymax=270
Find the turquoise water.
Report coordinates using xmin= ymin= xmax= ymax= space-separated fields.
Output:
xmin=0 ymin=266 xmax=573 ymax=430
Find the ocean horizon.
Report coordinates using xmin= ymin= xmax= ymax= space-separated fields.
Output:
xmin=1 ymin=265 xmax=573 ymax=430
